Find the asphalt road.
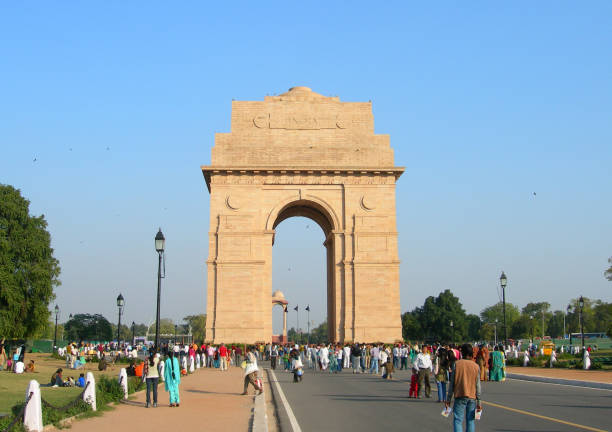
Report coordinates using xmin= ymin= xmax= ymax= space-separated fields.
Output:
xmin=268 ymin=366 xmax=611 ymax=432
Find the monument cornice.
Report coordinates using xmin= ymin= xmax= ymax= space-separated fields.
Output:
xmin=201 ymin=165 xmax=405 ymax=192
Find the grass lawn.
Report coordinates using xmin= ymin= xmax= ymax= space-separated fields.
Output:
xmin=0 ymin=353 xmax=122 ymax=415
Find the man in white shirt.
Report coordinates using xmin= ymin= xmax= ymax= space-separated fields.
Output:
xmin=369 ymin=345 xmax=380 ymax=374
xmin=415 ymin=347 xmax=433 ymax=398
xmin=343 ymin=345 xmax=351 ymax=369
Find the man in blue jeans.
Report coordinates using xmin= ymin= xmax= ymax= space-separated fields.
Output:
xmin=446 ymin=343 xmax=482 ymax=432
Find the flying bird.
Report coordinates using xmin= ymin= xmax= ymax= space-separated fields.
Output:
xmin=33 ymin=157 xmax=37 ymax=162
xmin=533 ymin=192 xmax=537 ymax=196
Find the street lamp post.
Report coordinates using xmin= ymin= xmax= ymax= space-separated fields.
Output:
xmin=53 ymin=305 xmax=60 ymax=351
xmin=306 ymin=305 xmax=311 ymax=344
xmin=116 ymin=294 xmax=124 ymax=344
xmin=579 ymin=296 xmax=585 ymax=353
xmin=529 ymin=315 xmax=534 ymax=342
xmin=154 ymin=228 xmax=165 ymax=351
xmin=568 ymin=305 xmax=573 ymax=350
xmin=500 ymin=272 xmax=508 ymax=347
xmin=131 ymin=321 xmax=136 ymax=346
xmin=450 ymin=320 xmax=454 ymax=343
xmin=494 ymin=318 xmax=498 ymax=345
xmin=174 ymin=324 xmax=178 ymax=344
xmin=563 ymin=306 xmax=568 ymax=339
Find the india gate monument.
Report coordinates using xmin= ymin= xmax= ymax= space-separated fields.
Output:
xmin=201 ymin=87 xmax=403 ymax=344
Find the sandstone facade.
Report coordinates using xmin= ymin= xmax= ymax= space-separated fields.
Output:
xmin=202 ymin=87 xmax=403 ymax=343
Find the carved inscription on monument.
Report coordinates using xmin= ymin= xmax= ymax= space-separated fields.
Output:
xmin=253 ymin=113 xmax=345 ymax=130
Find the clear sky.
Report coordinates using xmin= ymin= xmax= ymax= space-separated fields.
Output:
xmin=1 ymin=2 xmax=610 ymax=334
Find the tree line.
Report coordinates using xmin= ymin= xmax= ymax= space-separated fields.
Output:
xmin=402 ymin=289 xmax=612 ymax=343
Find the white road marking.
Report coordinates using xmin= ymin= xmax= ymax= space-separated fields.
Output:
xmin=268 ymin=368 xmax=302 ymax=432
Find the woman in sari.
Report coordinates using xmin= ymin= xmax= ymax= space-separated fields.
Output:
xmin=164 ymin=351 xmax=181 ymax=407
xmin=490 ymin=345 xmax=505 ymax=381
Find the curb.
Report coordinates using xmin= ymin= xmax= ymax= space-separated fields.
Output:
xmin=507 ymin=373 xmax=612 ymax=390
xmin=252 ymin=371 xmax=268 ymax=432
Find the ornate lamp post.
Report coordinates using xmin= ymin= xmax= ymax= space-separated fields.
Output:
xmin=154 ymin=228 xmax=165 ymax=350
xmin=306 ymin=305 xmax=311 ymax=344
xmin=116 ymin=293 xmax=124 ymax=344
xmin=131 ymin=321 xmax=136 ymax=346
xmin=450 ymin=320 xmax=454 ymax=343
xmin=494 ymin=318 xmax=498 ymax=345
xmin=579 ymin=296 xmax=585 ymax=353
xmin=500 ymin=272 xmax=508 ymax=347
xmin=53 ymin=305 xmax=60 ymax=351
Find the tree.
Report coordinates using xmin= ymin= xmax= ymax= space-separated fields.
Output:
xmin=64 ymin=314 xmax=112 ymax=342
xmin=183 ymin=314 xmax=207 ymax=342
xmin=480 ymin=302 xmax=520 ymax=335
xmin=401 ymin=290 xmax=468 ymax=343
xmin=466 ymin=314 xmax=482 ymax=341
xmin=0 ymin=184 xmax=61 ymax=338
xmin=605 ymin=257 xmax=612 ymax=281
xmin=308 ymin=321 xmax=328 ymax=344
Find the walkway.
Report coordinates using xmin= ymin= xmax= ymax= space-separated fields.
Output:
xmin=506 ymin=366 xmax=612 ymax=383
xmin=69 ymin=367 xmax=254 ymax=432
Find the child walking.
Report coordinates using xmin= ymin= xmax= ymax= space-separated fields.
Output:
xmin=409 ymin=366 xmax=419 ymax=398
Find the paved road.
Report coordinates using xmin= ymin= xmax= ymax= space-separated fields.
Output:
xmin=268 ymin=366 xmax=611 ymax=432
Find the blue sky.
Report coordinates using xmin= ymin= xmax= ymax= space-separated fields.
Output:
xmin=1 ymin=2 xmax=610 ymax=333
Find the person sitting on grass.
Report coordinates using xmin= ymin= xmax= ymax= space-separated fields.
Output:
xmin=25 ymin=360 xmax=35 ymax=373
xmin=98 ymin=355 xmax=108 ymax=371
xmin=76 ymin=373 xmax=86 ymax=387
xmin=51 ymin=368 xmax=64 ymax=387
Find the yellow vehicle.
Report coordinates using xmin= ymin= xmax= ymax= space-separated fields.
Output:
xmin=539 ymin=341 xmax=555 ymax=356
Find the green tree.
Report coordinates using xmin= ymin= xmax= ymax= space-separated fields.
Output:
xmin=308 ymin=321 xmax=328 ymax=344
xmin=466 ymin=314 xmax=482 ymax=341
xmin=0 ymin=185 xmax=61 ymax=338
xmin=522 ymin=302 xmax=551 ymax=337
xmin=402 ymin=290 xmax=468 ymax=343
xmin=65 ymin=314 xmax=112 ymax=342
xmin=183 ymin=314 xmax=207 ymax=342
xmin=402 ymin=310 xmax=423 ymax=341
xmin=480 ymin=302 xmax=520 ymax=337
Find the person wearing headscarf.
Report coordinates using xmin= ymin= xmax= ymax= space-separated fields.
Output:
xmin=164 ymin=351 xmax=181 ymax=407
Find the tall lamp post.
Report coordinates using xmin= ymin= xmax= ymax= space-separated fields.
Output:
xmin=116 ymin=294 xmax=124 ymax=344
xmin=568 ymin=305 xmax=573 ymax=350
xmin=579 ymin=296 xmax=585 ymax=353
xmin=306 ymin=305 xmax=311 ymax=344
xmin=450 ymin=320 xmax=454 ymax=343
xmin=500 ymin=272 xmax=508 ymax=347
xmin=154 ymin=228 xmax=165 ymax=350
xmin=53 ymin=305 xmax=60 ymax=351
xmin=529 ymin=315 xmax=534 ymax=342
xmin=563 ymin=305 xmax=568 ymax=339
xmin=174 ymin=324 xmax=178 ymax=344
xmin=494 ymin=318 xmax=498 ymax=345
xmin=131 ymin=321 xmax=136 ymax=346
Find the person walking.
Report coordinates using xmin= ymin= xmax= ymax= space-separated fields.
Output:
xmin=164 ymin=351 xmax=181 ymax=407
xmin=242 ymin=347 xmax=262 ymax=395
xmin=144 ymin=351 xmax=160 ymax=408
xmin=490 ymin=346 xmax=505 ymax=381
xmin=435 ymin=347 xmax=450 ymax=403
xmin=446 ymin=343 xmax=481 ymax=432
xmin=369 ymin=345 xmax=380 ymax=374
xmin=415 ymin=346 xmax=433 ymax=398
xmin=351 ymin=343 xmax=362 ymax=373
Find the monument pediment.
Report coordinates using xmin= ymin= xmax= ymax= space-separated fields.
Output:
xmin=206 ymin=87 xmax=396 ymax=171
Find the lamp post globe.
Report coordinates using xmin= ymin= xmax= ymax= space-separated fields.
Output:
xmin=53 ymin=305 xmax=60 ymax=351
xmin=116 ymin=293 xmax=124 ymax=344
xmin=499 ymin=271 xmax=508 ymax=347
xmin=154 ymin=228 xmax=165 ymax=351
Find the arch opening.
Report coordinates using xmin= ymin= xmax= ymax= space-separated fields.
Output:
xmin=271 ymin=200 xmax=336 ymax=343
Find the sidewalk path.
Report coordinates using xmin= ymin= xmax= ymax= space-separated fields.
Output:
xmin=506 ymin=366 xmax=612 ymax=383
xmin=69 ymin=367 xmax=254 ymax=432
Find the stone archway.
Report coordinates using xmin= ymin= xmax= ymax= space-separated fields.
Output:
xmin=202 ymin=86 xmax=403 ymax=344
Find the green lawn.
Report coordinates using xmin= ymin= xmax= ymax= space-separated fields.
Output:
xmin=0 ymin=353 xmax=121 ymax=415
